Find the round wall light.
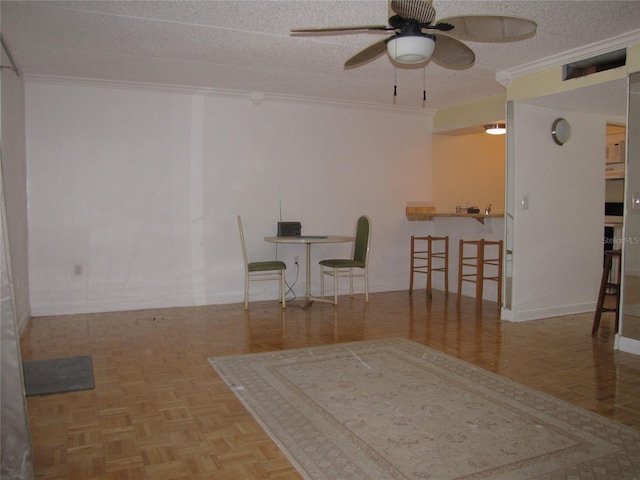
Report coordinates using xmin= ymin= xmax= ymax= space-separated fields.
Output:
xmin=551 ymin=118 xmax=571 ymax=145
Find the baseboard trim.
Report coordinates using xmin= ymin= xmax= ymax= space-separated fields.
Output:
xmin=618 ymin=335 xmax=640 ymax=355
xmin=502 ymin=302 xmax=596 ymax=323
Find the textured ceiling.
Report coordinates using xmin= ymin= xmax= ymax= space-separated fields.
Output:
xmin=2 ymin=1 xmax=640 ymax=114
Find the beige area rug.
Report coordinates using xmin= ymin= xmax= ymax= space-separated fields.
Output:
xmin=209 ymin=338 xmax=640 ymax=479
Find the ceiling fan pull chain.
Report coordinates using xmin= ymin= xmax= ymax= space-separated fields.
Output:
xmin=423 ymin=67 xmax=427 ymax=106
xmin=393 ymin=66 xmax=397 ymax=104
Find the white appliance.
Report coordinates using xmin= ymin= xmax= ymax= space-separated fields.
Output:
xmin=606 ymin=139 xmax=625 ymax=179
xmin=606 ymin=162 xmax=625 ymax=179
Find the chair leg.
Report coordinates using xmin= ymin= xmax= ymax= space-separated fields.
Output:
xmin=444 ymin=239 xmax=449 ymax=295
xmin=476 ymin=243 xmax=484 ymax=310
xmin=614 ymin=253 xmax=622 ymax=332
xmin=409 ymin=236 xmax=415 ymax=292
xmin=593 ymin=253 xmax=613 ymax=334
xmin=496 ymin=241 xmax=503 ymax=307
xmin=244 ymin=272 xmax=249 ymax=310
xmin=426 ymin=237 xmax=433 ymax=295
xmin=280 ymin=270 xmax=286 ymax=309
xmin=349 ymin=268 xmax=354 ymax=298
xmin=321 ymin=266 xmax=325 ymax=299
xmin=334 ymin=267 xmax=339 ymax=305
xmin=457 ymin=240 xmax=463 ymax=305
xmin=365 ymin=266 xmax=369 ymax=302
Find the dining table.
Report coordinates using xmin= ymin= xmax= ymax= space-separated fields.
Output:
xmin=264 ymin=235 xmax=355 ymax=308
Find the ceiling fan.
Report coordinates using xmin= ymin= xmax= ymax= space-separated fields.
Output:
xmin=291 ymin=0 xmax=537 ymax=70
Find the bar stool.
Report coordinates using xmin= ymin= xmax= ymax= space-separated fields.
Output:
xmin=592 ymin=249 xmax=622 ymax=335
xmin=410 ymin=235 xmax=449 ymax=295
xmin=457 ymin=239 xmax=503 ymax=309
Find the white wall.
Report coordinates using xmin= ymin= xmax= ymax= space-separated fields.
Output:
xmin=508 ymin=103 xmax=606 ymax=321
xmin=25 ymin=81 xmax=436 ymax=316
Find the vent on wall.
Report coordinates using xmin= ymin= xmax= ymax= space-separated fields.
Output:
xmin=563 ymin=49 xmax=626 ymax=81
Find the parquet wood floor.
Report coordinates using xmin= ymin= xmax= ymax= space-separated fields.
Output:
xmin=20 ymin=290 xmax=640 ymax=479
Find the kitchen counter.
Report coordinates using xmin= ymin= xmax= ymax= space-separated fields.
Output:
xmin=406 ymin=211 xmax=504 ymax=224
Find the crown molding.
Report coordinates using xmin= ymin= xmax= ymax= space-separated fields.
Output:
xmin=496 ymin=29 xmax=640 ymax=86
xmin=23 ymin=74 xmax=436 ymax=115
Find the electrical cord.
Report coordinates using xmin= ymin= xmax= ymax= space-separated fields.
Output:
xmin=274 ymin=242 xmax=299 ymax=303
xmin=284 ymin=262 xmax=299 ymax=302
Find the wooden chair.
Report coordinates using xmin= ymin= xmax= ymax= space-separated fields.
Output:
xmin=319 ymin=215 xmax=371 ymax=305
xmin=457 ymin=239 xmax=503 ymax=309
xmin=410 ymin=235 xmax=449 ymax=295
xmin=237 ymin=215 xmax=286 ymax=310
xmin=592 ymin=249 xmax=622 ymax=335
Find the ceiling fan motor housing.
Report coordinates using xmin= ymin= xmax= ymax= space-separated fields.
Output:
xmin=391 ymin=0 xmax=437 ymax=25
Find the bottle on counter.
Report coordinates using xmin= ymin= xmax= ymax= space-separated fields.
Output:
xmin=485 ymin=204 xmax=492 ymax=215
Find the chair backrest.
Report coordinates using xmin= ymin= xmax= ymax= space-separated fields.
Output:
xmin=353 ymin=215 xmax=371 ymax=264
xmin=237 ymin=215 xmax=249 ymax=268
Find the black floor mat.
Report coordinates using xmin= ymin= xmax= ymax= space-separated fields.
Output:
xmin=22 ymin=356 xmax=94 ymax=396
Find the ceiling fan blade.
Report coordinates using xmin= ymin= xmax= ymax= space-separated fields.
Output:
xmin=431 ymin=34 xmax=475 ymax=70
xmin=390 ymin=0 xmax=436 ymax=25
xmin=344 ymin=39 xmax=389 ymax=68
xmin=437 ymin=15 xmax=537 ymax=42
xmin=291 ymin=25 xmax=391 ymax=34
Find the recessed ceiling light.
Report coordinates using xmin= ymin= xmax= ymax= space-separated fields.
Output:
xmin=485 ymin=123 xmax=506 ymax=135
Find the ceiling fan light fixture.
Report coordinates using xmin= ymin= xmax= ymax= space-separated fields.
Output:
xmin=387 ymin=34 xmax=436 ymax=64
xmin=485 ymin=123 xmax=506 ymax=135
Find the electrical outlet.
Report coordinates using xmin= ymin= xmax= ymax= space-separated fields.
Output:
xmin=74 ymin=264 xmax=83 ymax=276
xmin=294 ymin=256 xmax=299 ymax=265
